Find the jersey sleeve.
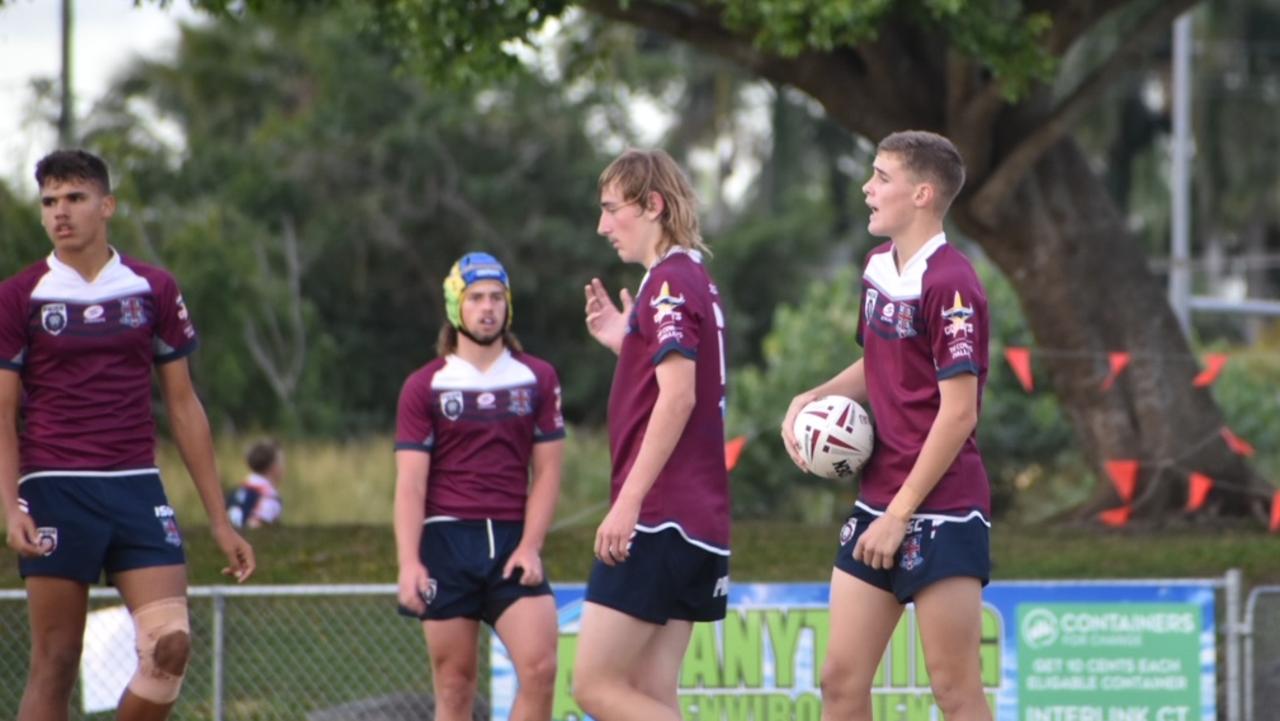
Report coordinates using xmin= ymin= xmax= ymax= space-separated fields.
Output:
xmin=636 ymin=266 xmax=703 ymax=366
xmin=0 ymin=278 xmax=29 ymax=372
xmin=394 ymin=371 xmax=435 ymax=453
xmin=151 ymin=272 xmax=199 ymax=364
xmin=533 ymin=363 xmax=566 ymax=443
xmin=925 ymin=271 xmax=986 ymax=380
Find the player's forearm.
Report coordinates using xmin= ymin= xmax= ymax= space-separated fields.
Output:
xmin=521 ymin=444 xmax=563 ymax=551
xmin=392 ymin=477 xmax=427 ymax=567
xmin=886 ymin=402 xmax=977 ymax=520
xmin=812 ymin=359 xmax=868 ymax=404
xmin=617 ymin=384 xmax=695 ymax=507
xmin=0 ymin=424 xmax=20 ymax=518
xmin=168 ymin=393 xmax=233 ymax=529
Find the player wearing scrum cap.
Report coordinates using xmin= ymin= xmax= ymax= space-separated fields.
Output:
xmin=393 ymin=252 xmax=566 ymax=721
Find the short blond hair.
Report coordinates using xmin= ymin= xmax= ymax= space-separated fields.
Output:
xmin=877 ymin=131 xmax=966 ymax=213
xmin=599 ymin=149 xmax=709 ymax=257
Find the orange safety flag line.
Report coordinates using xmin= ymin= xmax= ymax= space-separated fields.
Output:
xmin=724 ymin=435 xmax=748 ymax=472
xmin=1099 ymin=505 xmax=1132 ymax=527
xmin=1193 ymin=353 xmax=1228 ymax=387
xmin=1271 ymin=491 xmax=1280 ymax=533
xmin=1004 ymin=347 xmax=1034 ymax=392
xmin=1100 ymin=352 xmax=1131 ymax=391
xmin=1221 ymin=426 xmax=1256 ymax=457
xmin=1105 ymin=459 xmax=1139 ymax=503
xmin=1185 ymin=473 xmax=1213 ymax=512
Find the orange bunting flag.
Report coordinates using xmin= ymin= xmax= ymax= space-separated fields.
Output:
xmin=724 ymin=435 xmax=748 ymax=472
xmin=1221 ymin=427 xmax=1256 ymax=457
xmin=1099 ymin=505 xmax=1132 ymax=527
xmin=1105 ymin=460 xmax=1139 ymax=503
xmin=1271 ymin=491 xmax=1280 ymax=533
xmin=1193 ymin=353 xmax=1228 ymax=387
xmin=1185 ymin=473 xmax=1214 ymax=512
xmin=1004 ymin=347 xmax=1034 ymax=392
xmin=1100 ymin=352 xmax=1131 ymax=391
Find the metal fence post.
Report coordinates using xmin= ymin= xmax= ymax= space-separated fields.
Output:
xmin=212 ymin=590 xmax=225 ymax=721
xmin=1227 ymin=568 xmax=1242 ymax=721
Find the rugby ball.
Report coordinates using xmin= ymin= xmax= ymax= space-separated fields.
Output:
xmin=792 ymin=395 xmax=874 ymax=480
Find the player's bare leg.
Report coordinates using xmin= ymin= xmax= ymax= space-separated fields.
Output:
xmin=572 ymin=602 xmax=688 ymax=721
xmin=914 ymin=577 xmax=992 ymax=720
xmin=424 ymin=617 xmax=481 ymax=721
xmin=17 ymin=576 xmax=90 ymax=721
xmin=820 ymin=569 xmax=903 ymax=721
xmin=493 ymin=595 xmax=558 ymax=721
xmin=626 ymin=618 xmax=693 ymax=714
xmin=113 ymin=564 xmax=189 ymax=721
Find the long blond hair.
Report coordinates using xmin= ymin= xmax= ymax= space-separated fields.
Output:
xmin=599 ymin=148 xmax=709 ymax=258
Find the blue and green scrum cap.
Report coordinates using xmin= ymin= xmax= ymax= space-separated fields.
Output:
xmin=443 ymin=252 xmax=512 ymax=329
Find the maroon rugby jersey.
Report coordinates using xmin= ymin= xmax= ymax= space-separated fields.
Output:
xmin=395 ymin=349 xmax=565 ymax=521
xmin=856 ymin=234 xmax=991 ymax=517
xmin=608 ymin=249 xmax=730 ymax=554
xmin=0 ymin=251 xmax=198 ymax=474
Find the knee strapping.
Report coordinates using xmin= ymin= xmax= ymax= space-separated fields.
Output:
xmin=129 ymin=597 xmax=191 ymax=704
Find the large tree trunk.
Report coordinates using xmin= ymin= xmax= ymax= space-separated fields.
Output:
xmin=954 ymin=139 xmax=1266 ymax=520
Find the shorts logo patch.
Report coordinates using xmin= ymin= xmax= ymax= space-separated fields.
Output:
xmin=899 ymin=533 xmax=923 ymax=571
xmin=36 ymin=527 xmax=58 ymax=556
xmin=421 ymin=579 xmax=438 ymax=606
xmin=41 ymin=303 xmax=68 ymax=335
xmin=713 ymin=575 xmax=730 ymax=598
xmin=154 ymin=505 xmax=182 ymax=546
xmin=839 ymin=518 xmax=857 ymax=545
xmin=440 ymin=390 xmax=463 ymax=421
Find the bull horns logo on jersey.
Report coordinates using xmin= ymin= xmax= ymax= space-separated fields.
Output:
xmin=650 ymin=281 xmax=685 ymax=324
xmin=40 ymin=303 xmax=67 ymax=335
xmin=942 ymin=291 xmax=974 ymax=338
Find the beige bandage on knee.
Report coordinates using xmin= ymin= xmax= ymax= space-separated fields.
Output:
xmin=129 ymin=597 xmax=191 ymax=704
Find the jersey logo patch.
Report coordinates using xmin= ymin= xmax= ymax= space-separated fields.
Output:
xmin=650 ymin=280 xmax=686 ymax=324
xmin=839 ymin=518 xmax=856 ymax=545
xmin=895 ymin=303 xmax=916 ymax=338
xmin=40 ymin=303 xmax=68 ymax=335
xmin=942 ymin=291 xmax=974 ymax=338
xmin=508 ymin=387 xmax=532 ymax=416
xmin=440 ymin=390 xmax=463 ymax=421
xmin=863 ymin=288 xmax=879 ymax=326
xmin=119 ymin=297 xmax=147 ymax=328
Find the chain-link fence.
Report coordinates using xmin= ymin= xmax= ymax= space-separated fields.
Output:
xmin=1245 ymin=586 xmax=1280 ymax=721
xmin=1 ymin=585 xmax=491 ymax=720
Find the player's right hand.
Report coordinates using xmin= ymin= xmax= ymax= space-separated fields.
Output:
xmin=5 ymin=508 xmax=43 ymax=558
xmin=780 ymin=391 xmax=819 ymax=470
xmin=584 ymin=278 xmax=633 ymax=354
xmin=398 ymin=563 xmax=432 ymax=616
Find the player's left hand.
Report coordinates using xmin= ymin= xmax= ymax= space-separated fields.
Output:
xmin=503 ymin=544 xmax=544 ymax=586
xmin=213 ymin=524 xmax=257 ymax=583
xmin=594 ymin=499 xmax=639 ymax=567
xmin=851 ymin=513 xmax=908 ymax=571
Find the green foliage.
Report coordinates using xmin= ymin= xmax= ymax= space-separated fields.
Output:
xmin=727 ymin=266 xmax=863 ymax=521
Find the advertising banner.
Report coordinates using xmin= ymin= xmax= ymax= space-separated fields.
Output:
xmin=491 ymin=581 xmax=1215 ymax=721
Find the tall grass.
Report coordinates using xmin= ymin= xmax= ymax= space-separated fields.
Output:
xmin=156 ymin=427 xmax=613 ymax=528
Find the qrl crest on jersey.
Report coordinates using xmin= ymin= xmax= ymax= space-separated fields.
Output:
xmin=119 ymin=297 xmax=147 ymax=328
xmin=440 ymin=390 xmax=464 ymax=421
xmin=508 ymin=388 xmax=532 ymax=416
xmin=40 ymin=303 xmax=68 ymax=335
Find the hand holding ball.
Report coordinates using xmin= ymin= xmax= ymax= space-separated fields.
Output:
xmin=791 ymin=395 xmax=874 ymax=480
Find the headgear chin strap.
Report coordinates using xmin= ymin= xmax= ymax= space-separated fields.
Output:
xmin=444 ymin=252 xmax=512 ymax=330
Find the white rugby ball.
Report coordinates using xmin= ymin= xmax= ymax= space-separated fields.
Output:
xmin=792 ymin=395 xmax=874 ymax=480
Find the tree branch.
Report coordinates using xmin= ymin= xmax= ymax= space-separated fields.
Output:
xmin=968 ymin=0 xmax=1199 ymax=226
xmin=581 ymin=0 xmax=905 ymax=139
